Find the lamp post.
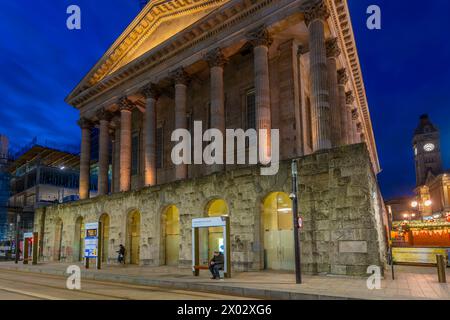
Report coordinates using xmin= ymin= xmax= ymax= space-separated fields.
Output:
xmin=290 ymin=160 xmax=302 ymax=284
xmin=411 ymin=199 xmax=432 ymax=221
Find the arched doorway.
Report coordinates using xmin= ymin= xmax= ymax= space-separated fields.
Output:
xmin=54 ymin=218 xmax=63 ymax=261
xmin=262 ymin=192 xmax=294 ymax=271
xmin=163 ymin=205 xmax=180 ymax=266
xmin=99 ymin=214 xmax=110 ymax=263
xmin=206 ymin=199 xmax=229 ymax=261
xmin=73 ymin=217 xmax=85 ymax=262
xmin=126 ymin=210 xmax=140 ymax=265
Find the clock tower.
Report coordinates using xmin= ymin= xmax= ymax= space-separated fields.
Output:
xmin=413 ymin=114 xmax=443 ymax=186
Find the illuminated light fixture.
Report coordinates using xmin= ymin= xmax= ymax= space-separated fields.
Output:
xmin=403 ymin=213 xmax=409 ymax=218
xmin=433 ymin=214 xmax=441 ymax=219
xmin=277 ymin=208 xmax=291 ymax=213
xmin=60 ymin=166 xmax=65 ymax=170
xmin=424 ymin=200 xmax=432 ymax=207
xmin=411 ymin=213 xmax=416 ymax=218
xmin=411 ymin=201 xmax=418 ymax=208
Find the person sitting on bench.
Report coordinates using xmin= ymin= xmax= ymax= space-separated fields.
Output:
xmin=209 ymin=251 xmax=224 ymax=279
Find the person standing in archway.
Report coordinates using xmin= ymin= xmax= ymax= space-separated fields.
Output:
xmin=117 ymin=244 xmax=125 ymax=264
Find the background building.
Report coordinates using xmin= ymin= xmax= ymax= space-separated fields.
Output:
xmin=386 ymin=114 xmax=450 ymax=255
xmin=0 ymin=135 xmax=11 ymax=242
xmin=6 ymin=139 xmax=92 ymax=246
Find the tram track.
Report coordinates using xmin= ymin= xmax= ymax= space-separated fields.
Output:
xmin=0 ymin=268 xmax=249 ymax=300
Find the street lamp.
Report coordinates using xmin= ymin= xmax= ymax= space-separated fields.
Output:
xmin=290 ymin=160 xmax=302 ymax=284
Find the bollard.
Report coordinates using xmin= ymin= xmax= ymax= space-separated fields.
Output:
xmin=436 ymin=254 xmax=447 ymax=283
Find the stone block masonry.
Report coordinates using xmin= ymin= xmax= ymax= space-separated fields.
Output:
xmin=35 ymin=143 xmax=386 ymax=276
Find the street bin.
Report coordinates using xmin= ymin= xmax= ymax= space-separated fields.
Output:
xmin=436 ymin=254 xmax=447 ymax=283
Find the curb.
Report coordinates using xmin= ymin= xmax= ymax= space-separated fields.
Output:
xmin=0 ymin=265 xmax=359 ymax=300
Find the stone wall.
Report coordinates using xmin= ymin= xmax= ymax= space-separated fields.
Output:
xmin=35 ymin=143 xmax=386 ymax=276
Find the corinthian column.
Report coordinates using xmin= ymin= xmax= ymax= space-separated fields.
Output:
xmin=141 ymin=83 xmax=159 ymax=187
xmin=304 ymin=1 xmax=331 ymax=151
xmin=248 ymin=26 xmax=272 ymax=163
xmin=326 ymin=38 xmax=341 ymax=147
xmin=97 ymin=108 xmax=112 ymax=196
xmin=118 ymin=97 xmax=134 ymax=192
xmin=351 ymin=108 xmax=361 ymax=144
xmin=337 ymin=68 xmax=348 ymax=144
xmin=78 ymin=118 xmax=92 ymax=200
xmin=206 ymin=48 xmax=227 ymax=172
xmin=112 ymin=118 xmax=121 ymax=193
xmin=171 ymin=68 xmax=190 ymax=180
xmin=345 ymin=91 xmax=355 ymax=145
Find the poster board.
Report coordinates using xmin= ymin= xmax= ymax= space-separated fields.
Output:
xmin=84 ymin=222 xmax=99 ymax=259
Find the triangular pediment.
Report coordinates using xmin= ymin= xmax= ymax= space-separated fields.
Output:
xmin=70 ymin=0 xmax=230 ymax=98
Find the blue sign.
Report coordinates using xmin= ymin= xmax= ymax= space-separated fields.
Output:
xmin=84 ymin=222 xmax=98 ymax=258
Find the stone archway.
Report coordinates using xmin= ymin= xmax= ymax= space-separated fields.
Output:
xmin=205 ymin=199 xmax=229 ymax=262
xmin=126 ymin=210 xmax=141 ymax=265
xmin=99 ymin=213 xmax=110 ymax=263
xmin=54 ymin=218 xmax=63 ymax=261
xmin=262 ymin=192 xmax=294 ymax=271
xmin=162 ymin=205 xmax=180 ymax=266
xmin=73 ymin=216 xmax=85 ymax=262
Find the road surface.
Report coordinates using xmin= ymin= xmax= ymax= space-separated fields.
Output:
xmin=0 ymin=269 xmax=251 ymax=300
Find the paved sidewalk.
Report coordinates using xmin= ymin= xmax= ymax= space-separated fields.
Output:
xmin=0 ymin=261 xmax=448 ymax=300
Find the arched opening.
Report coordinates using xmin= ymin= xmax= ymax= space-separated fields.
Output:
xmin=126 ymin=210 xmax=141 ymax=265
xmin=54 ymin=218 xmax=63 ymax=261
xmin=99 ymin=214 xmax=110 ymax=263
xmin=205 ymin=199 xmax=229 ymax=262
xmin=163 ymin=205 xmax=180 ymax=266
xmin=262 ymin=192 xmax=294 ymax=271
xmin=73 ymin=217 xmax=85 ymax=262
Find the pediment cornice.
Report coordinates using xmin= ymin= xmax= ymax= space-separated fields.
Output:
xmin=67 ymin=0 xmax=230 ymax=103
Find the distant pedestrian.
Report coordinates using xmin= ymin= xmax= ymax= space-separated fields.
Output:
xmin=117 ymin=244 xmax=125 ymax=264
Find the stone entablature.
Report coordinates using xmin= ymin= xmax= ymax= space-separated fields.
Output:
xmin=35 ymin=144 xmax=386 ymax=276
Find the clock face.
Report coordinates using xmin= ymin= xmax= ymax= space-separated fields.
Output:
xmin=423 ymin=143 xmax=435 ymax=152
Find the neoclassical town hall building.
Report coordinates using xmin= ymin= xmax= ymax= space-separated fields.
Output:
xmin=36 ymin=0 xmax=387 ymax=276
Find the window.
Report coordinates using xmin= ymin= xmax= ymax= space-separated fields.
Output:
xmin=245 ymin=89 xmax=256 ymax=130
xmin=156 ymin=127 xmax=164 ymax=169
xmin=131 ymin=133 xmax=139 ymax=175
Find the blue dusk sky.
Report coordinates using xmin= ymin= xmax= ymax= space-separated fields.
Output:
xmin=0 ymin=0 xmax=449 ymax=199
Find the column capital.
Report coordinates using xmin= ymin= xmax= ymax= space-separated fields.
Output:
xmin=345 ymin=91 xmax=355 ymax=105
xmin=247 ymin=26 xmax=273 ymax=48
xmin=356 ymin=122 xmax=363 ymax=134
xmin=352 ymin=108 xmax=359 ymax=121
xmin=302 ymin=0 xmax=330 ymax=27
xmin=205 ymin=48 xmax=228 ymax=68
xmin=297 ymin=44 xmax=309 ymax=56
xmin=140 ymin=83 xmax=160 ymax=100
xmin=326 ymin=37 xmax=341 ymax=58
xmin=170 ymin=68 xmax=190 ymax=86
xmin=118 ymin=97 xmax=135 ymax=112
xmin=337 ymin=68 xmax=349 ymax=85
xmin=77 ymin=117 xmax=93 ymax=129
xmin=96 ymin=108 xmax=113 ymax=122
